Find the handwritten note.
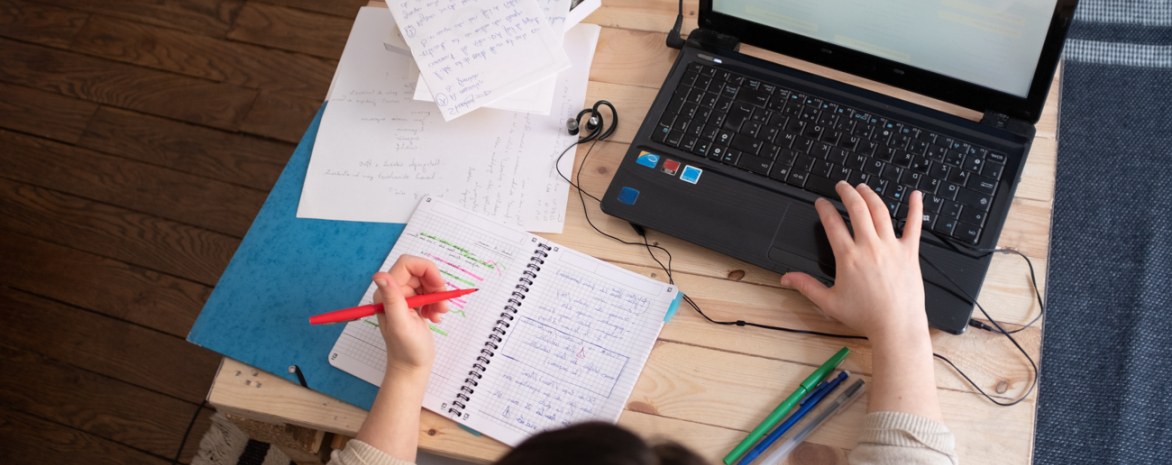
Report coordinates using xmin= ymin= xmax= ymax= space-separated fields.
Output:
xmin=389 ymin=0 xmax=571 ymax=120
xmin=412 ymin=0 xmax=571 ymax=114
xmin=297 ymin=7 xmax=600 ymax=232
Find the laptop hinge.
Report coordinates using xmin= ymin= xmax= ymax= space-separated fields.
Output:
xmin=979 ymin=111 xmax=1035 ymax=139
xmin=686 ymin=28 xmax=741 ymax=53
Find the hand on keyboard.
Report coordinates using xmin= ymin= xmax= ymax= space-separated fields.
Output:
xmin=779 ymin=181 xmax=927 ymax=340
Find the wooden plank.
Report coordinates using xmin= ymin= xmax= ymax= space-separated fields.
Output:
xmin=0 ymin=37 xmax=257 ymax=131
xmin=71 ymin=14 xmax=335 ymax=100
xmin=0 ymin=344 xmax=214 ymax=463
xmin=78 ymin=106 xmax=292 ymax=192
xmin=0 ymin=406 xmax=170 ymax=465
xmin=227 ymin=2 xmax=351 ymax=60
xmin=590 ymin=27 xmax=678 ymax=89
xmin=0 ymin=286 xmax=222 ymax=405
xmin=239 ymin=91 xmax=322 ymax=143
xmin=1 ymin=130 xmax=266 ymax=238
xmin=0 ymin=0 xmax=89 ymax=47
xmin=35 ymin=0 xmax=243 ymax=36
xmin=0 ymin=81 xmax=98 ymax=144
xmin=256 ymin=0 xmax=367 ymax=18
xmin=0 ymin=229 xmax=210 ymax=338
xmin=585 ymin=0 xmax=700 ymax=35
xmin=629 ymin=341 xmax=1035 ymax=462
xmin=0 ymin=179 xmax=238 ymax=286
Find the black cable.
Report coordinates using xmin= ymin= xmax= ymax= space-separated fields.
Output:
xmin=173 ymin=400 xmax=207 ymax=464
xmin=666 ymin=0 xmax=685 ymax=49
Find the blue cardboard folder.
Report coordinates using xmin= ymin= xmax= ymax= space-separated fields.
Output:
xmin=188 ymin=104 xmax=401 ymax=410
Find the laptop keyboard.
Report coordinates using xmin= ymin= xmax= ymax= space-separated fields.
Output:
xmin=650 ymin=62 xmax=1006 ymax=245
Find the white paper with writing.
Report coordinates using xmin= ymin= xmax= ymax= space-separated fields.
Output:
xmin=389 ymin=0 xmax=571 ymax=120
xmin=412 ymin=0 xmax=571 ymax=114
xmin=297 ymin=7 xmax=599 ymax=232
xmin=328 ymin=198 xmax=678 ymax=446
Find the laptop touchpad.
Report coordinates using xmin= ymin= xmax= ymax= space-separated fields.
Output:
xmin=767 ymin=205 xmax=838 ymax=279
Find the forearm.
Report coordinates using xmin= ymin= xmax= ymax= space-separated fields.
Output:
xmin=867 ymin=327 xmax=943 ymax=423
xmin=355 ymin=369 xmax=429 ymax=462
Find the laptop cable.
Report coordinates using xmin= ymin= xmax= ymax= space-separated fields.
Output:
xmin=551 ymin=102 xmax=1042 ymax=407
xmin=666 ymin=0 xmax=685 ymax=49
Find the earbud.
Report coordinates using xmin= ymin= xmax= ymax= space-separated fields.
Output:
xmin=566 ymin=118 xmax=580 ymax=136
xmin=568 ymin=100 xmax=618 ymax=143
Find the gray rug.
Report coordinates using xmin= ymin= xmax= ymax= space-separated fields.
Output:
xmin=1035 ymin=1 xmax=1172 ymax=463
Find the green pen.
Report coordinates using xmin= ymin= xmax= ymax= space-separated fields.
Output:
xmin=723 ymin=346 xmax=850 ymax=465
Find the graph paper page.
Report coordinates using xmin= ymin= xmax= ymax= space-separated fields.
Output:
xmin=460 ymin=243 xmax=679 ymax=446
xmin=328 ymin=196 xmax=534 ymax=417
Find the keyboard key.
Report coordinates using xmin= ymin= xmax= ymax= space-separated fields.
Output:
xmin=694 ymin=75 xmax=713 ymax=90
xmin=938 ymin=182 xmax=960 ymax=200
xmin=876 ymin=146 xmax=898 ymax=162
xmin=709 ymin=144 xmax=727 ymax=161
xmin=735 ymin=88 xmax=771 ymax=107
xmin=697 ymin=65 xmax=716 ymax=76
xmin=776 ymin=149 xmax=798 ymax=166
xmin=693 ymin=141 xmax=711 ymax=157
xmin=680 ymin=102 xmax=698 ymax=119
xmin=716 ymin=97 xmax=734 ymax=112
xmin=944 ymin=149 xmax=965 ymax=166
xmin=750 ymin=110 xmax=770 ymax=125
xmin=793 ymin=137 xmax=815 ymax=154
xmin=896 ymin=202 xmax=909 ymax=219
xmin=666 ymin=130 xmax=684 ymax=147
xmin=802 ymin=123 xmax=824 ymax=140
xmin=821 ymin=130 xmax=842 ymax=145
xmin=721 ymin=148 xmax=740 ymax=165
xmin=959 ymin=207 xmax=987 ymax=226
xmin=680 ymin=135 xmax=698 ymax=151
xmin=921 ymin=211 xmax=938 ymax=229
xmin=929 ymin=162 xmax=950 ymax=180
xmin=846 ymin=154 xmax=867 ymax=170
xmin=982 ymin=162 xmax=1004 ymax=180
xmin=787 ymin=170 xmax=810 ymax=187
xmin=987 ymin=152 xmax=1007 ymax=164
xmin=924 ymin=194 xmax=944 ymax=212
xmin=817 ymin=112 xmax=837 ymax=127
xmin=920 ymin=177 xmax=941 ymax=195
xmin=799 ymin=106 xmax=819 ymax=123
xmin=700 ymin=124 xmax=719 ymax=141
xmin=784 ymin=118 xmax=805 ymax=134
xmin=827 ymin=148 xmax=850 ymax=165
xmin=890 ymin=183 xmax=912 ymax=202
xmin=805 ymin=175 xmax=840 ymax=199
xmin=737 ymin=154 xmax=773 ymax=175
xmin=715 ymin=129 xmax=735 ymax=145
xmin=848 ymin=171 xmax=869 ymax=186
xmin=900 ymin=170 xmax=924 ymax=188
xmin=782 ymin=103 xmax=802 ymax=118
xmin=795 ymin=154 xmax=816 ymax=171
xmin=933 ymin=217 xmax=957 ymax=235
xmin=965 ymin=145 xmax=981 ymax=158
xmin=724 ymin=103 xmax=754 ymax=130
xmin=963 ymin=156 xmax=984 ymax=173
xmin=680 ymin=71 xmax=699 ymax=87
xmin=760 ymin=125 xmax=780 ymax=143
xmin=810 ymin=142 xmax=832 ymax=158
xmin=709 ymin=111 xmax=727 ymax=127
xmin=910 ymin=156 xmax=930 ymax=173
xmin=776 ymin=132 xmax=798 ymax=148
xmin=970 ymin=175 xmax=997 ymax=195
xmin=946 ymin=168 xmax=970 ymax=186
xmin=805 ymin=97 xmax=822 ymax=107
xmin=686 ymin=121 xmax=705 ymax=137
xmin=672 ymin=118 xmax=690 ymax=132
xmin=953 ymin=222 xmax=980 ymax=244
xmin=955 ymin=188 xmax=992 ymax=211
xmin=731 ymin=135 xmax=763 ymax=154
xmin=829 ymin=164 xmax=851 ymax=182
xmin=700 ymin=92 xmax=720 ymax=108
xmin=863 ymin=159 xmax=884 ymax=176
xmin=721 ymin=84 xmax=739 ymax=99
xmin=858 ymin=140 xmax=880 ymax=156
xmin=652 ymin=124 xmax=671 ymax=143
xmin=881 ymin=163 xmax=903 ymax=182
xmin=760 ymin=142 xmax=781 ymax=159
xmin=768 ymin=112 xmax=789 ymax=127
xmin=810 ymin=159 xmax=833 ymax=177
xmin=840 ymin=135 xmax=861 ymax=151
xmin=909 ymin=139 xmax=929 ymax=155
xmin=769 ymin=164 xmax=792 ymax=182
xmin=941 ymin=199 xmax=962 ymax=218
xmin=892 ymin=150 xmax=914 ymax=167
xmin=740 ymin=121 xmax=762 ymax=138
xmin=716 ymin=70 xmax=732 ymax=81
xmin=866 ymin=177 xmax=889 ymax=197
xmin=925 ymin=145 xmax=947 ymax=162
xmin=729 ymin=75 xmax=745 ymax=86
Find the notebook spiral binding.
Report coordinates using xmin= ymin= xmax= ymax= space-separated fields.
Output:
xmin=448 ymin=243 xmax=551 ymax=418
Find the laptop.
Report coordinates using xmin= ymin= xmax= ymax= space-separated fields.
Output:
xmin=601 ymin=0 xmax=1078 ymax=334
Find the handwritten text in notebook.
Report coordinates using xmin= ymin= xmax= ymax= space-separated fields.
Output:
xmin=390 ymin=0 xmax=571 ymax=120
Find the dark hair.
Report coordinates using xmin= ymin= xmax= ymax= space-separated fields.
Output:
xmin=494 ymin=422 xmax=708 ymax=465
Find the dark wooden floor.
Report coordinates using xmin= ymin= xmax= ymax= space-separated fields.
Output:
xmin=0 ymin=0 xmax=365 ymax=462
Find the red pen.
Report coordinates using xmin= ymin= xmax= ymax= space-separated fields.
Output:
xmin=309 ymin=288 xmax=478 ymax=325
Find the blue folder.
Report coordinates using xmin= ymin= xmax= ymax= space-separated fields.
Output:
xmin=188 ymin=103 xmax=401 ymax=410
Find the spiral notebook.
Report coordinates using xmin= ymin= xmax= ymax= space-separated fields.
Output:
xmin=328 ymin=197 xmax=682 ymax=446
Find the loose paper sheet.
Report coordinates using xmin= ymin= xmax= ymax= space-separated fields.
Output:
xmin=389 ymin=0 xmax=572 ymax=121
xmin=297 ymin=7 xmax=600 ymax=233
xmin=412 ymin=0 xmax=571 ymax=114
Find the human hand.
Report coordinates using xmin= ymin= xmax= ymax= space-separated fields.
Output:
xmin=372 ymin=255 xmax=449 ymax=379
xmin=779 ymin=181 xmax=927 ymax=342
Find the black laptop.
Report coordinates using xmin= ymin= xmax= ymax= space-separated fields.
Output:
xmin=601 ymin=0 xmax=1078 ymax=334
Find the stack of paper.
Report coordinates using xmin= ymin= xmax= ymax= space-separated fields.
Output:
xmin=297 ymin=7 xmax=602 ymax=233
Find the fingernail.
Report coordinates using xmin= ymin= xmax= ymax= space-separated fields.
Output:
xmin=376 ymin=278 xmax=388 ymax=287
xmin=779 ymin=273 xmax=791 ymax=286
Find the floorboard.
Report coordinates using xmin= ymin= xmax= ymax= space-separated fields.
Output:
xmin=0 ymin=0 xmax=352 ymax=461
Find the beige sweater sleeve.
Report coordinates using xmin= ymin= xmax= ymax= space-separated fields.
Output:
xmin=849 ymin=412 xmax=959 ymax=465
xmin=327 ymin=439 xmax=417 ymax=465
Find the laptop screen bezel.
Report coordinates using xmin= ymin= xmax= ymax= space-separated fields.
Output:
xmin=699 ymin=0 xmax=1078 ymax=124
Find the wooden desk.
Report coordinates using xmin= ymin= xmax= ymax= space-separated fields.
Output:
xmin=208 ymin=2 xmax=1056 ymax=463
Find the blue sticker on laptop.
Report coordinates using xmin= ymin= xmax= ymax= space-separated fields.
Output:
xmin=635 ymin=151 xmax=660 ymax=169
xmin=618 ymin=187 xmax=639 ymax=205
xmin=680 ymin=165 xmax=702 ymax=184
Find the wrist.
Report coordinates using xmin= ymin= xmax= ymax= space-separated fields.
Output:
xmin=384 ymin=364 xmax=431 ymax=388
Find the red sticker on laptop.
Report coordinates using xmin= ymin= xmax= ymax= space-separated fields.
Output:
xmin=662 ymin=159 xmax=680 ymax=175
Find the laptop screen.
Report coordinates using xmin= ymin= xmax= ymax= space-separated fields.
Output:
xmin=711 ymin=0 xmax=1059 ymax=98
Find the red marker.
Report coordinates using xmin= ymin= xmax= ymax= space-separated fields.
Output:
xmin=309 ymin=288 xmax=478 ymax=325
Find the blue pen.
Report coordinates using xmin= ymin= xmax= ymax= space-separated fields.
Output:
xmin=736 ymin=371 xmax=850 ymax=465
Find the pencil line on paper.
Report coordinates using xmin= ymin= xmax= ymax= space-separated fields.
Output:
xmin=427 ymin=253 xmax=485 ymax=281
